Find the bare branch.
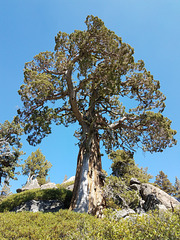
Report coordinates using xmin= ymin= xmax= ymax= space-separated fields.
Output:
xmin=109 ymin=117 xmax=127 ymax=129
xmin=108 ymin=116 xmax=148 ymax=133
xmin=66 ymin=68 xmax=84 ymax=126
xmin=44 ymin=67 xmax=66 ymax=76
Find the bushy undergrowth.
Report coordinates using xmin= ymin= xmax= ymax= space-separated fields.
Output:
xmin=104 ymin=176 xmax=140 ymax=210
xmin=0 ymin=209 xmax=179 ymax=239
xmin=0 ymin=187 xmax=72 ymax=212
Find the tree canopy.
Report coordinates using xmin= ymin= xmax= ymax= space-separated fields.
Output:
xmin=0 ymin=119 xmax=23 ymax=184
xmin=22 ymin=148 xmax=52 ymax=185
xmin=18 ymin=15 xmax=176 ymax=153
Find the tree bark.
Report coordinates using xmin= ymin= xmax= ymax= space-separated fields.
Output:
xmin=69 ymin=131 xmax=105 ymax=217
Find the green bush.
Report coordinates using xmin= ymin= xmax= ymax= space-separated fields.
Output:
xmin=0 ymin=209 xmax=179 ymax=239
xmin=0 ymin=187 xmax=72 ymax=212
xmin=104 ymin=176 xmax=140 ymax=210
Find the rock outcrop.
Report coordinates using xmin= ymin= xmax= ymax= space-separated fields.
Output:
xmin=105 ymin=177 xmax=180 ymax=219
xmin=16 ymin=178 xmax=58 ymax=193
xmin=14 ymin=177 xmax=74 ymax=213
xmin=140 ymin=183 xmax=180 ymax=210
xmin=129 ymin=179 xmax=180 ymax=213
xmin=61 ymin=176 xmax=75 ymax=191
xmin=40 ymin=182 xmax=57 ymax=190
xmin=63 ymin=176 xmax=75 ymax=183
xmin=113 ymin=209 xmax=136 ymax=220
xmin=16 ymin=178 xmax=40 ymax=193
xmin=14 ymin=176 xmax=180 ymax=216
xmin=12 ymin=200 xmax=64 ymax=213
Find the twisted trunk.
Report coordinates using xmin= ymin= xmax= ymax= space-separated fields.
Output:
xmin=69 ymin=131 xmax=105 ymax=216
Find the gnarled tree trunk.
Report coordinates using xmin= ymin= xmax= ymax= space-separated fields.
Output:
xmin=69 ymin=131 xmax=105 ymax=216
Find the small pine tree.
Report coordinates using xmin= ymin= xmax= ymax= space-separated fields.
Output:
xmin=154 ymin=171 xmax=175 ymax=195
xmin=109 ymin=150 xmax=152 ymax=185
xmin=22 ymin=148 xmax=52 ymax=185
xmin=174 ymin=176 xmax=180 ymax=201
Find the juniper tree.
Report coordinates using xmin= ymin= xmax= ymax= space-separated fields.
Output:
xmin=18 ymin=16 xmax=176 ymax=215
xmin=22 ymin=148 xmax=52 ymax=185
xmin=0 ymin=119 xmax=23 ymax=184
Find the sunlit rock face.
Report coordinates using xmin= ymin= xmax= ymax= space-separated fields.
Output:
xmin=16 ymin=178 xmax=40 ymax=193
xmin=12 ymin=200 xmax=64 ymax=213
xmin=140 ymin=183 xmax=180 ymax=210
xmin=16 ymin=178 xmax=58 ymax=193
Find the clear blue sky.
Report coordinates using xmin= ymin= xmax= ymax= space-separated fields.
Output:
xmin=0 ymin=0 xmax=179 ymax=193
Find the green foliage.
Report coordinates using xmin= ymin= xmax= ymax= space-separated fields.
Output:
xmin=57 ymin=181 xmax=74 ymax=189
xmin=0 ymin=209 xmax=179 ymax=239
xmin=109 ymin=150 xmax=152 ymax=185
xmin=22 ymin=148 xmax=52 ymax=185
xmin=0 ymin=118 xmax=23 ymax=184
xmin=154 ymin=171 xmax=175 ymax=196
xmin=17 ymin=15 xmax=176 ymax=154
xmin=174 ymin=176 xmax=180 ymax=200
xmin=0 ymin=186 xmax=72 ymax=212
xmin=0 ymin=181 xmax=12 ymax=203
xmin=104 ymin=175 xmax=140 ymax=210
xmin=104 ymin=150 xmax=152 ymax=210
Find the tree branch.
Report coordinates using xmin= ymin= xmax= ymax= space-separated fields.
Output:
xmin=109 ymin=116 xmax=148 ymax=132
xmin=43 ymin=67 xmax=66 ymax=76
xmin=66 ymin=68 xmax=84 ymax=126
xmin=109 ymin=117 xmax=127 ymax=129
